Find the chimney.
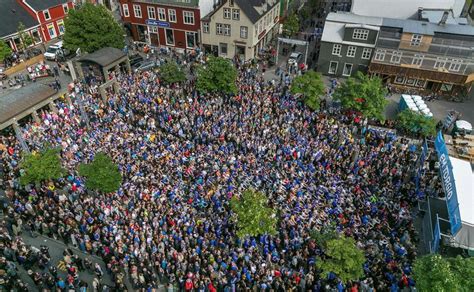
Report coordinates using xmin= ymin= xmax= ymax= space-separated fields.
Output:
xmin=417 ymin=8 xmax=423 ymax=20
xmin=438 ymin=10 xmax=449 ymax=25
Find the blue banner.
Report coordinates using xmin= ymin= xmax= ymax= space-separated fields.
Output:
xmin=434 ymin=131 xmax=462 ymax=235
xmin=432 ymin=215 xmax=441 ymax=253
xmin=146 ymin=19 xmax=170 ymax=28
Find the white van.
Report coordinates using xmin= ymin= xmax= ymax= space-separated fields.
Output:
xmin=44 ymin=41 xmax=67 ymax=60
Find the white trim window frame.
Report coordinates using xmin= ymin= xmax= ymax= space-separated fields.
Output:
xmin=147 ymin=6 xmax=156 ymax=20
xmin=412 ymin=54 xmax=424 ymax=66
xmin=122 ymin=4 xmax=129 ymax=17
xmin=410 ymin=34 xmax=423 ymax=46
xmin=449 ymin=59 xmax=462 ymax=72
xmin=224 ymin=8 xmax=231 ymax=19
xmin=44 ymin=9 xmax=51 ymax=20
xmin=390 ymin=51 xmax=402 ymax=64
xmin=434 ymin=57 xmax=447 ymax=69
xmin=232 ymin=9 xmax=240 ymax=20
xmin=328 ymin=61 xmax=338 ymax=74
xmin=240 ymin=26 xmax=248 ymax=39
xmin=63 ymin=4 xmax=69 ymax=14
xmin=352 ymin=28 xmax=368 ymax=40
xmin=183 ymin=11 xmax=194 ymax=25
xmin=332 ymin=44 xmax=341 ymax=56
xmin=203 ymin=22 xmax=209 ymax=33
xmin=223 ymin=24 xmax=231 ymax=36
xmin=216 ymin=23 xmax=224 ymax=35
xmin=342 ymin=63 xmax=353 ymax=76
xmin=361 ymin=48 xmax=372 ymax=60
xmin=133 ymin=4 xmax=142 ymax=18
xmin=157 ymin=8 xmax=166 ymax=21
xmin=346 ymin=46 xmax=356 ymax=58
xmin=168 ymin=9 xmax=177 ymax=23
xmin=57 ymin=19 xmax=65 ymax=35
xmin=374 ymin=49 xmax=386 ymax=61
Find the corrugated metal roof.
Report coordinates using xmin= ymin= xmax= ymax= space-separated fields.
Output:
xmin=326 ymin=12 xmax=384 ymax=26
xmin=382 ymin=17 xmax=474 ymax=36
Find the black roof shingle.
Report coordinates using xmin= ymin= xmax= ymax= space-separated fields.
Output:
xmin=0 ymin=0 xmax=39 ymax=38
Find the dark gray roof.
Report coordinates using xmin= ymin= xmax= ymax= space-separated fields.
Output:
xmin=0 ymin=0 xmax=39 ymax=37
xmin=235 ymin=0 xmax=279 ymax=23
xmin=78 ymin=47 xmax=126 ymax=67
xmin=25 ymin=0 xmax=69 ymax=11
xmin=382 ymin=17 xmax=474 ymax=36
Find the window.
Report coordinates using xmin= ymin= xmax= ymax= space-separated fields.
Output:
xmin=133 ymin=5 xmax=142 ymax=18
xmin=31 ymin=30 xmax=41 ymax=43
xmin=229 ymin=0 xmax=234 ymax=6
xmin=332 ymin=44 xmax=341 ymax=56
xmin=63 ymin=4 xmax=69 ymax=14
xmin=165 ymin=29 xmax=174 ymax=45
xmin=224 ymin=8 xmax=231 ymax=19
xmin=203 ymin=22 xmax=209 ymax=33
xmin=168 ymin=9 xmax=176 ymax=22
xmin=434 ymin=57 xmax=447 ymax=69
xmin=361 ymin=48 xmax=372 ymax=59
xmin=157 ymin=8 xmax=166 ymax=21
xmin=186 ymin=32 xmax=196 ymax=48
xmin=47 ymin=23 xmax=56 ymax=38
xmin=232 ymin=9 xmax=240 ymax=20
xmin=148 ymin=7 xmax=156 ymax=19
xmin=57 ymin=20 xmax=65 ymax=35
xmin=149 ymin=26 xmax=158 ymax=33
xmin=347 ymin=46 xmax=356 ymax=57
xmin=352 ymin=29 xmax=368 ymax=40
xmin=390 ymin=51 xmax=402 ymax=64
xmin=216 ymin=23 xmax=230 ymax=36
xmin=220 ymin=43 xmax=228 ymax=55
xmin=328 ymin=61 xmax=338 ymax=74
xmin=410 ymin=34 xmax=423 ymax=46
xmin=412 ymin=54 xmax=423 ymax=66
xmin=183 ymin=11 xmax=194 ymax=25
xmin=44 ymin=9 xmax=51 ymax=20
xmin=449 ymin=59 xmax=462 ymax=72
xmin=343 ymin=63 xmax=353 ymax=76
xmin=374 ymin=49 xmax=386 ymax=61
xmin=240 ymin=26 xmax=248 ymax=39
xmin=122 ymin=4 xmax=129 ymax=17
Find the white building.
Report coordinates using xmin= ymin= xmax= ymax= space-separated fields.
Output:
xmin=200 ymin=0 xmax=280 ymax=60
xmin=351 ymin=0 xmax=466 ymax=19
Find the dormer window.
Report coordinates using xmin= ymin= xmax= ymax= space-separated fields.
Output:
xmin=410 ymin=34 xmax=423 ymax=46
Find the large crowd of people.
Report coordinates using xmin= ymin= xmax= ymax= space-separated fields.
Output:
xmin=0 ymin=56 xmax=422 ymax=291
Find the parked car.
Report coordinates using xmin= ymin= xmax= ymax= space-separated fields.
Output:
xmin=133 ymin=60 xmax=159 ymax=72
xmin=288 ymin=52 xmax=303 ymax=66
xmin=44 ymin=41 xmax=70 ymax=61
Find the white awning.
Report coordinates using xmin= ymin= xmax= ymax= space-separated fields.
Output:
xmin=277 ymin=38 xmax=308 ymax=46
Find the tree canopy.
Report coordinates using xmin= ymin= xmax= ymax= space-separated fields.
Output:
xmin=196 ymin=57 xmax=237 ymax=94
xmin=333 ymin=72 xmax=388 ymax=121
xmin=317 ymin=236 xmax=366 ymax=283
xmin=63 ymin=3 xmax=125 ymax=53
xmin=413 ymin=254 xmax=474 ymax=292
xmin=0 ymin=40 xmax=12 ymax=62
xmin=19 ymin=147 xmax=65 ymax=185
xmin=17 ymin=22 xmax=33 ymax=51
xmin=230 ymin=189 xmax=277 ymax=238
xmin=159 ymin=62 xmax=186 ymax=84
xmin=291 ymin=71 xmax=325 ymax=110
xmin=78 ymin=152 xmax=122 ymax=193
xmin=283 ymin=14 xmax=300 ymax=37
xmin=397 ymin=109 xmax=437 ymax=137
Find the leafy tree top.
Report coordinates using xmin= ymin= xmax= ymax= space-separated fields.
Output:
xmin=283 ymin=14 xmax=299 ymax=37
xmin=17 ymin=22 xmax=34 ymax=51
xmin=63 ymin=3 xmax=125 ymax=53
xmin=413 ymin=254 xmax=460 ymax=292
xmin=20 ymin=147 xmax=65 ymax=185
xmin=0 ymin=40 xmax=12 ymax=63
xmin=230 ymin=189 xmax=277 ymax=238
xmin=160 ymin=62 xmax=186 ymax=84
xmin=196 ymin=56 xmax=237 ymax=94
xmin=291 ymin=71 xmax=325 ymax=110
xmin=333 ymin=72 xmax=388 ymax=121
xmin=317 ymin=236 xmax=366 ymax=283
xmin=397 ymin=109 xmax=437 ymax=137
xmin=78 ymin=152 xmax=122 ymax=193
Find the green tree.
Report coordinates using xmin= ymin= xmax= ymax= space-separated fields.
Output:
xmin=19 ymin=147 xmax=66 ymax=185
xmin=413 ymin=254 xmax=459 ymax=292
xmin=78 ymin=153 xmax=122 ymax=193
xmin=0 ymin=40 xmax=12 ymax=62
xmin=447 ymin=256 xmax=474 ymax=292
xmin=196 ymin=56 xmax=237 ymax=94
xmin=333 ymin=72 xmax=388 ymax=121
xmin=397 ymin=109 xmax=437 ymax=137
xmin=17 ymin=22 xmax=34 ymax=51
xmin=63 ymin=3 xmax=125 ymax=53
xmin=309 ymin=223 xmax=340 ymax=248
xmin=283 ymin=14 xmax=299 ymax=37
xmin=230 ymin=189 xmax=277 ymax=238
xmin=317 ymin=236 xmax=366 ymax=283
xmin=291 ymin=71 xmax=325 ymax=110
xmin=159 ymin=62 xmax=186 ymax=84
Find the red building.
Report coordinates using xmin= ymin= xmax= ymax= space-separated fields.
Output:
xmin=119 ymin=0 xmax=201 ymax=51
xmin=22 ymin=0 xmax=75 ymax=42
